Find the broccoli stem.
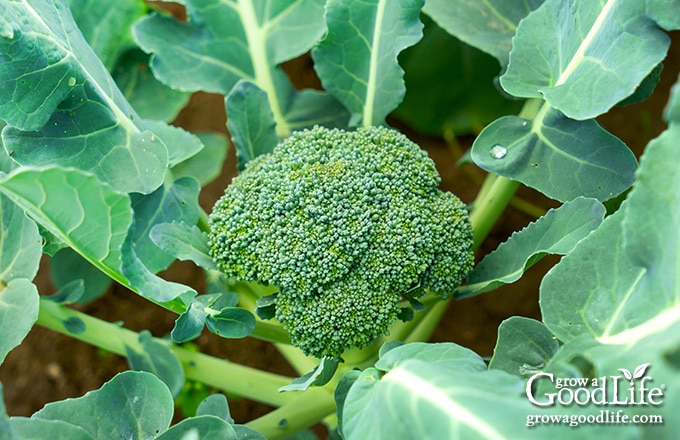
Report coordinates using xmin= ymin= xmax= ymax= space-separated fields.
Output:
xmin=245 ymin=387 xmax=337 ymax=440
xmin=36 ymin=298 xmax=295 ymax=407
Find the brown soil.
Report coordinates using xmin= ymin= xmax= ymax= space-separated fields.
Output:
xmin=1 ymin=30 xmax=677 ymax=439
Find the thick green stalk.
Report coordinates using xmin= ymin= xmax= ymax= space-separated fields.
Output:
xmin=37 ymin=299 xmax=294 ymax=407
xmin=245 ymin=387 xmax=337 ymax=440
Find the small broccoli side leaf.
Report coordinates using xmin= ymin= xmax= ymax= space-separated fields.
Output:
xmin=488 ymin=317 xmax=558 ymax=377
xmin=124 ymin=331 xmax=185 ymax=398
xmin=279 ymin=358 xmax=341 ymax=392
xmin=226 ymin=81 xmax=279 ymax=172
xmin=458 ymin=197 xmax=606 ymax=298
xmin=254 ymin=293 xmax=278 ymax=320
xmin=150 ymin=222 xmax=216 ymax=272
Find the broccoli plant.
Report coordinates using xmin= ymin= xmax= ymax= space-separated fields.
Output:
xmin=0 ymin=0 xmax=679 ymax=439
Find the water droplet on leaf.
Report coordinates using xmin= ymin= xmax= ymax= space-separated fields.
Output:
xmin=68 ymin=77 xmax=76 ymax=87
xmin=489 ymin=144 xmax=507 ymax=159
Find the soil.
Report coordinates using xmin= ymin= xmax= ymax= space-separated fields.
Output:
xmin=1 ymin=27 xmax=678 ymax=438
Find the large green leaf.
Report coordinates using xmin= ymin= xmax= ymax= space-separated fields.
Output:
xmin=0 ymin=279 xmax=39 ymax=365
xmin=0 ymin=166 xmax=193 ymax=305
xmin=68 ymin=0 xmax=146 ymax=70
xmin=69 ymin=0 xmax=191 ymax=122
xmin=500 ymin=0 xmax=680 ymax=120
xmin=459 ymin=197 xmax=605 ymax=297
xmin=541 ymin=101 xmax=680 ymax=345
xmin=150 ymin=222 xmax=216 ymax=271
xmin=133 ymin=0 xmax=338 ymax=135
xmin=393 ymin=18 xmax=523 ymax=136
xmin=0 ymin=167 xmax=131 ymax=283
xmin=0 ymin=194 xmax=41 ymax=284
xmin=471 ymin=106 xmax=637 ymax=202
xmin=342 ymin=360 xmax=537 ymax=440
xmin=8 ymin=418 xmax=93 ymax=440
xmin=0 ymin=0 xmax=167 ymax=194
xmin=114 ymin=49 xmax=192 ymax=122
xmin=423 ymin=0 xmax=544 ymax=68
xmin=312 ymin=0 xmax=424 ymax=127
xmin=33 ymin=371 xmax=174 ymax=439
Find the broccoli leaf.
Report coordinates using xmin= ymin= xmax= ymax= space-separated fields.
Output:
xmin=8 ymin=418 xmax=93 ymax=440
xmin=133 ymin=0 xmax=341 ymax=135
xmin=32 ymin=371 xmax=174 ymax=439
xmin=500 ymin=0 xmax=680 ymax=120
xmin=342 ymin=360 xmax=535 ymax=439
xmin=312 ymin=0 xmax=424 ymax=127
xmin=488 ymin=317 xmax=558 ymax=377
xmin=150 ymin=222 xmax=216 ymax=271
xmin=0 ymin=279 xmax=39 ymax=365
xmin=170 ymin=132 xmax=228 ymax=186
xmin=0 ymin=0 xmax=167 ymax=194
xmin=541 ymin=79 xmax=680 ymax=345
xmin=471 ymin=107 xmax=638 ymax=202
xmin=393 ymin=18 xmax=523 ymax=136
xmin=459 ymin=197 xmax=605 ymax=297
xmin=0 ymin=194 xmax=41 ymax=284
xmin=196 ymin=394 xmax=233 ymax=423
xmin=279 ymin=358 xmax=340 ymax=392
xmin=226 ymin=81 xmax=278 ymax=172
xmin=49 ymin=248 xmax=113 ymax=304
xmin=125 ymin=331 xmax=185 ymax=398
xmin=68 ymin=0 xmax=146 ymax=70
xmin=423 ymin=0 xmax=544 ymax=68
xmin=0 ymin=166 xmax=194 ymax=306
xmin=130 ymin=176 xmax=201 ymax=273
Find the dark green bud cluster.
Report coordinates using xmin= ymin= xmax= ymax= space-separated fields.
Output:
xmin=209 ymin=126 xmax=474 ymax=358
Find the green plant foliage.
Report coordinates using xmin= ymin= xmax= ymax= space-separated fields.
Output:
xmin=393 ymin=18 xmax=523 ymax=136
xmin=125 ymin=331 xmax=186 ymax=398
xmin=341 ymin=358 xmax=534 ymax=439
xmin=488 ymin=317 xmax=559 ymax=377
xmin=541 ymin=123 xmax=680 ymax=344
xmin=0 ymin=194 xmax=41 ymax=283
xmin=114 ymin=49 xmax=192 ymax=122
xmin=32 ymin=371 xmax=174 ymax=438
xmin=423 ymin=0 xmax=544 ymax=68
xmin=459 ymin=197 xmax=605 ymax=297
xmin=150 ymin=222 xmax=216 ymax=271
xmin=170 ymin=132 xmax=228 ymax=186
xmin=133 ymin=0 xmax=344 ymax=135
xmin=226 ymin=81 xmax=279 ymax=171
xmin=68 ymin=0 xmax=146 ymax=70
xmin=0 ymin=167 xmax=131 ymax=284
xmin=312 ymin=0 xmax=424 ymax=127
xmin=130 ymin=176 xmax=201 ymax=273
xmin=471 ymin=108 xmax=638 ymax=202
xmin=49 ymin=249 xmax=112 ymax=304
xmin=0 ymin=0 xmax=168 ymax=194
xmin=0 ymin=279 xmax=39 ymax=364
xmin=501 ymin=0 xmax=680 ymax=120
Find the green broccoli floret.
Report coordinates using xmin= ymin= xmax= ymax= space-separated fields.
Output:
xmin=208 ymin=126 xmax=474 ymax=359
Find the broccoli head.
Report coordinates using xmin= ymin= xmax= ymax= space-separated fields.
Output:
xmin=209 ymin=126 xmax=474 ymax=358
